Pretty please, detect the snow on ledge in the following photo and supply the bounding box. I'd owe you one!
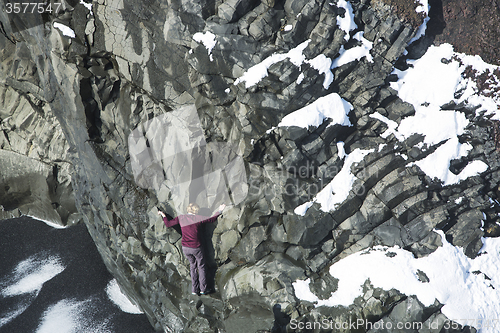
[293,230,500,333]
[336,0,356,41]
[234,40,334,90]
[277,93,352,129]
[306,54,334,89]
[369,112,404,141]
[106,279,143,314]
[295,148,373,215]
[412,137,488,186]
[27,215,67,229]
[384,43,497,185]
[331,32,373,69]
[234,40,309,88]
[193,31,217,61]
[79,0,92,13]
[53,22,75,38]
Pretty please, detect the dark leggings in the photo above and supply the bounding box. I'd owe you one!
[182,246,207,293]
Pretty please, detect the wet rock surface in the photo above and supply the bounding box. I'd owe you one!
[1,0,499,332]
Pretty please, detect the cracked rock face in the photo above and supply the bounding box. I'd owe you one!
[1,0,499,332]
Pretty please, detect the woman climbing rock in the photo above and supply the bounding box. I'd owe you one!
[158,203,226,295]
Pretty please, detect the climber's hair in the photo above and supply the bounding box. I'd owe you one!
[186,202,200,215]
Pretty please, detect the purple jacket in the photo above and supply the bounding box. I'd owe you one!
[163,213,221,248]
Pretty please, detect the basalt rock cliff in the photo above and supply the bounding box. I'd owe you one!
[1,0,499,332]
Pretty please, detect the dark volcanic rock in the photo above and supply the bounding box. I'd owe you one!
[1,0,500,332]
[434,0,500,66]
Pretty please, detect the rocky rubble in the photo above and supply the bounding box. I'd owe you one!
[1,0,499,332]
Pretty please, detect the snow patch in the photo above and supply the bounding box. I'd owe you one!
[27,215,67,229]
[53,23,75,38]
[234,40,310,88]
[337,141,345,159]
[0,254,65,327]
[294,230,500,333]
[408,0,430,44]
[392,44,499,119]
[2,255,65,297]
[413,137,488,186]
[36,299,112,333]
[79,0,92,13]
[106,279,143,314]
[385,43,496,184]
[398,106,469,145]
[193,31,217,61]
[234,41,334,89]
[277,93,352,129]
[292,278,318,302]
[331,32,373,68]
[306,54,334,89]
[295,148,373,215]
[369,112,404,141]
[336,0,356,40]
[314,148,373,212]
[294,202,314,216]
[37,300,81,333]
[391,44,460,107]
[296,72,305,84]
